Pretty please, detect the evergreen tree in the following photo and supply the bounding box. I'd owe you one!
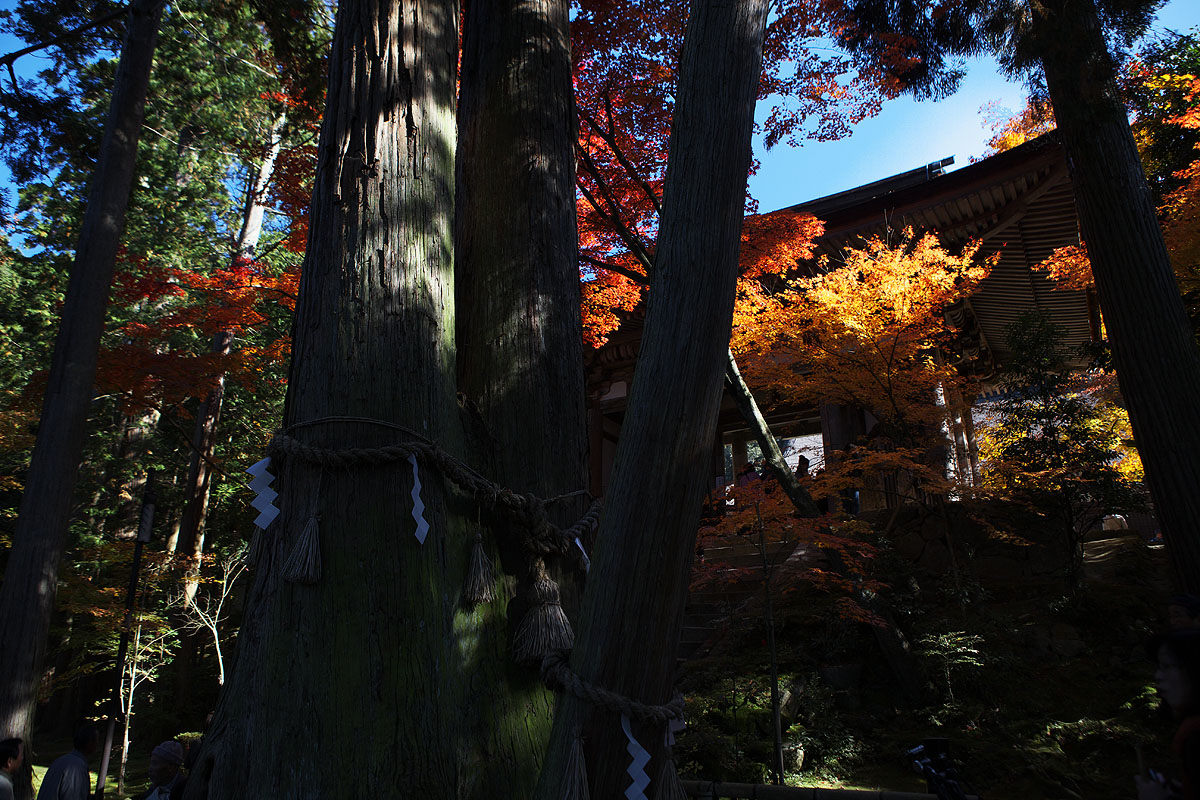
[981,311,1145,589]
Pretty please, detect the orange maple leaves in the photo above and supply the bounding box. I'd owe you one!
[1160,76,1200,307]
[1033,243,1093,292]
[978,96,1056,158]
[97,254,299,413]
[573,0,913,346]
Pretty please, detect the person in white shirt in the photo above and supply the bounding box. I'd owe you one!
[0,738,24,800]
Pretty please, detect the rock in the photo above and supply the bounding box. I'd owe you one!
[783,742,806,772]
[1051,623,1085,657]
[893,530,926,561]
[920,540,952,573]
[779,683,804,723]
[820,663,862,689]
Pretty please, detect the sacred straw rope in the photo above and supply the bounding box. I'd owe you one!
[540,650,684,724]
[266,417,601,556]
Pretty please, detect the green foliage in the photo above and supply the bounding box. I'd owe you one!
[834,0,1161,93]
[916,631,985,701]
[0,0,328,734]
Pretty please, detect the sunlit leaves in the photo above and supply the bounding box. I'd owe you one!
[733,229,992,443]
[1033,243,1094,292]
[573,0,914,345]
[978,96,1056,157]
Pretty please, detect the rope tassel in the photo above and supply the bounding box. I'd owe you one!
[513,558,573,663]
[248,525,270,565]
[282,513,322,584]
[464,531,496,605]
[655,759,687,800]
[560,731,591,800]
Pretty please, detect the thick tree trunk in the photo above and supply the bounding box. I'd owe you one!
[1036,0,1200,591]
[181,0,532,795]
[0,0,161,749]
[534,0,770,795]
[454,0,586,782]
[456,0,584,500]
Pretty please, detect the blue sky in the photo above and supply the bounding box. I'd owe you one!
[748,1,1199,212]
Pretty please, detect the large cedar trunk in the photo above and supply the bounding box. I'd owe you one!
[534,0,770,795]
[456,0,584,496]
[1035,0,1200,591]
[454,0,587,780]
[0,0,162,748]
[181,0,514,794]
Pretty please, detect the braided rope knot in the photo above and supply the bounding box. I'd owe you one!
[540,650,684,725]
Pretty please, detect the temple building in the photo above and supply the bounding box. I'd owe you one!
[585,133,1098,508]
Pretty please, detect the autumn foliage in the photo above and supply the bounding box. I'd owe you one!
[572,0,915,346]
[1159,75,1200,325]
[978,96,1056,158]
[732,229,993,445]
[1033,243,1094,292]
[693,469,885,627]
[95,253,298,414]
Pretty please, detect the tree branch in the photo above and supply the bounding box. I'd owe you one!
[0,7,127,70]
[578,106,663,217]
[579,253,648,286]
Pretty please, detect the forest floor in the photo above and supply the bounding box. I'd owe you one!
[674,525,1172,800]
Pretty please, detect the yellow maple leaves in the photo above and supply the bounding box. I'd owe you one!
[733,229,993,441]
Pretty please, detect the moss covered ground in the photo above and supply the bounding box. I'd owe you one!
[673,526,1174,799]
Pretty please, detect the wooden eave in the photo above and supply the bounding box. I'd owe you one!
[783,133,1093,375]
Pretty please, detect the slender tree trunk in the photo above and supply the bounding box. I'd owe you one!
[725,349,820,517]
[107,408,162,540]
[175,331,233,570]
[177,114,286,568]
[455,0,586,781]
[534,0,770,795]
[181,0,525,794]
[174,117,285,710]
[1035,0,1200,591]
[0,0,162,749]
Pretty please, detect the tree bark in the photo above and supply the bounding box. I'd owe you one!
[456,0,584,502]
[1035,0,1200,591]
[107,407,162,540]
[0,0,162,748]
[182,0,531,794]
[534,0,770,795]
[453,0,586,782]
